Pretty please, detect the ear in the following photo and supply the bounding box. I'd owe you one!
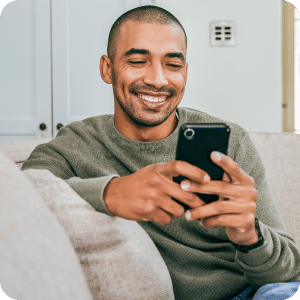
[100,55,112,84]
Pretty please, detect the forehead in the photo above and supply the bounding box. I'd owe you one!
[116,20,186,56]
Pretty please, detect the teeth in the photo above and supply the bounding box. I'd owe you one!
[137,93,166,103]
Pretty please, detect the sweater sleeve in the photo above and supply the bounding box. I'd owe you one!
[65,176,117,216]
[233,129,300,289]
[21,126,118,217]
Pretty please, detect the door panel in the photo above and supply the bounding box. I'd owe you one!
[0,0,52,141]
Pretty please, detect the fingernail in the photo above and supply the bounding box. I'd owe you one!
[199,219,203,226]
[181,180,191,190]
[204,174,210,183]
[213,151,222,161]
[185,211,191,220]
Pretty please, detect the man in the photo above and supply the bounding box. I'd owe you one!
[22,5,300,300]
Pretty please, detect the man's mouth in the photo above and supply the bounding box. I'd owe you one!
[135,92,169,103]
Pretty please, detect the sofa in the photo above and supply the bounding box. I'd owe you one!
[0,132,299,300]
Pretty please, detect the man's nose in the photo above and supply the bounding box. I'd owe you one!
[143,63,168,89]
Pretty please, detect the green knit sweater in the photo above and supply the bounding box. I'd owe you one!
[22,107,300,300]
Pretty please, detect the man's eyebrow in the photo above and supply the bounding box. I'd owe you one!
[123,48,150,56]
[165,52,185,61]
[123,48,186,61]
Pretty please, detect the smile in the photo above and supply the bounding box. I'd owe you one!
[136,93,166,103]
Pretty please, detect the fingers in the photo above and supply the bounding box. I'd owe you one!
[136,156,256,227]
[136,196,183,225]
[140,209,173,226]
[164,180,206,209]
[199,213,256,229]
[210,152,255,186]
[160,160,210,184]
[185,200,256,221]
[149,179,206,220]
[180,179,258,201]
[136,181,206,224]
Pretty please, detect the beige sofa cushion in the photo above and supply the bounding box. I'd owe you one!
[248,132,300,247]
[24,169,175,300]
[0,139,51,168]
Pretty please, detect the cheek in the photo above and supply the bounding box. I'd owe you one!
[167,69,186,85]
[120,73,143,93]
[171,75,186,94]
[122,66,144,81]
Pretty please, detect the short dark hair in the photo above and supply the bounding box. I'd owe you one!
[107,5,187,62]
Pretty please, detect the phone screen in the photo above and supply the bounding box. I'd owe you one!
[173,123,230,207]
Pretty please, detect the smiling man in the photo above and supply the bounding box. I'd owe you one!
[102,16,187,141]
[22,5,300,300]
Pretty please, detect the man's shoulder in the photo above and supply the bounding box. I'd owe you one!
[180,107,251,159]
[52,114,114,144]
[66,114,114,130]
[180,107,246,134]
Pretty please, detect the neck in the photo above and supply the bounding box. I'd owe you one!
[114,110,178,142]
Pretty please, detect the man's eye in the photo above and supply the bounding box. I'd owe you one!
[129,61,146,65]
[167,64,182,69]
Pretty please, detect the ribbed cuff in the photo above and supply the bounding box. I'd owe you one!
[235,220,274,267]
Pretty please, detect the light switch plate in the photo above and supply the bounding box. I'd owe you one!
[210,21,236,47]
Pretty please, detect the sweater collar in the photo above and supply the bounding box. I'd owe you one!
[108,108,187,150]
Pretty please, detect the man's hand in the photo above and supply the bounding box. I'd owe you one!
[103,160,210,225]
[182,151,258,246]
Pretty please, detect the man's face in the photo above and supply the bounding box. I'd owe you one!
[110,20,188,127]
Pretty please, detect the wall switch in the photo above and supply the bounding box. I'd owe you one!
[210,21,236,47]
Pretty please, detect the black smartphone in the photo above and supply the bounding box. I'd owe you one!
[173,123,230,209]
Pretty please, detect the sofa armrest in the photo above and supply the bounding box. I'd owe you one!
[0,150,93,300]
[248,132,300,248]
[0,139,51,168]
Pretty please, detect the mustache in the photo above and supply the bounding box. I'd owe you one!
[129,84,177,97]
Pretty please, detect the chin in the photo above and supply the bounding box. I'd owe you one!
[129,115,168,127]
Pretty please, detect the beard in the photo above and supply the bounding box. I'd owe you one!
[115,96,175,127]
[111,69,181,127]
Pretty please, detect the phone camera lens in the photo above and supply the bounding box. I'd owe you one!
[184,128,195,140]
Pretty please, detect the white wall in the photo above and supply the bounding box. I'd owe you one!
[156,0,282,132]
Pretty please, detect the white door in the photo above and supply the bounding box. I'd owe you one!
[51,0,151,137]
[0,0,52,141]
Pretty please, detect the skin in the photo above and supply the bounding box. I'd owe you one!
[100,20,258,246]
